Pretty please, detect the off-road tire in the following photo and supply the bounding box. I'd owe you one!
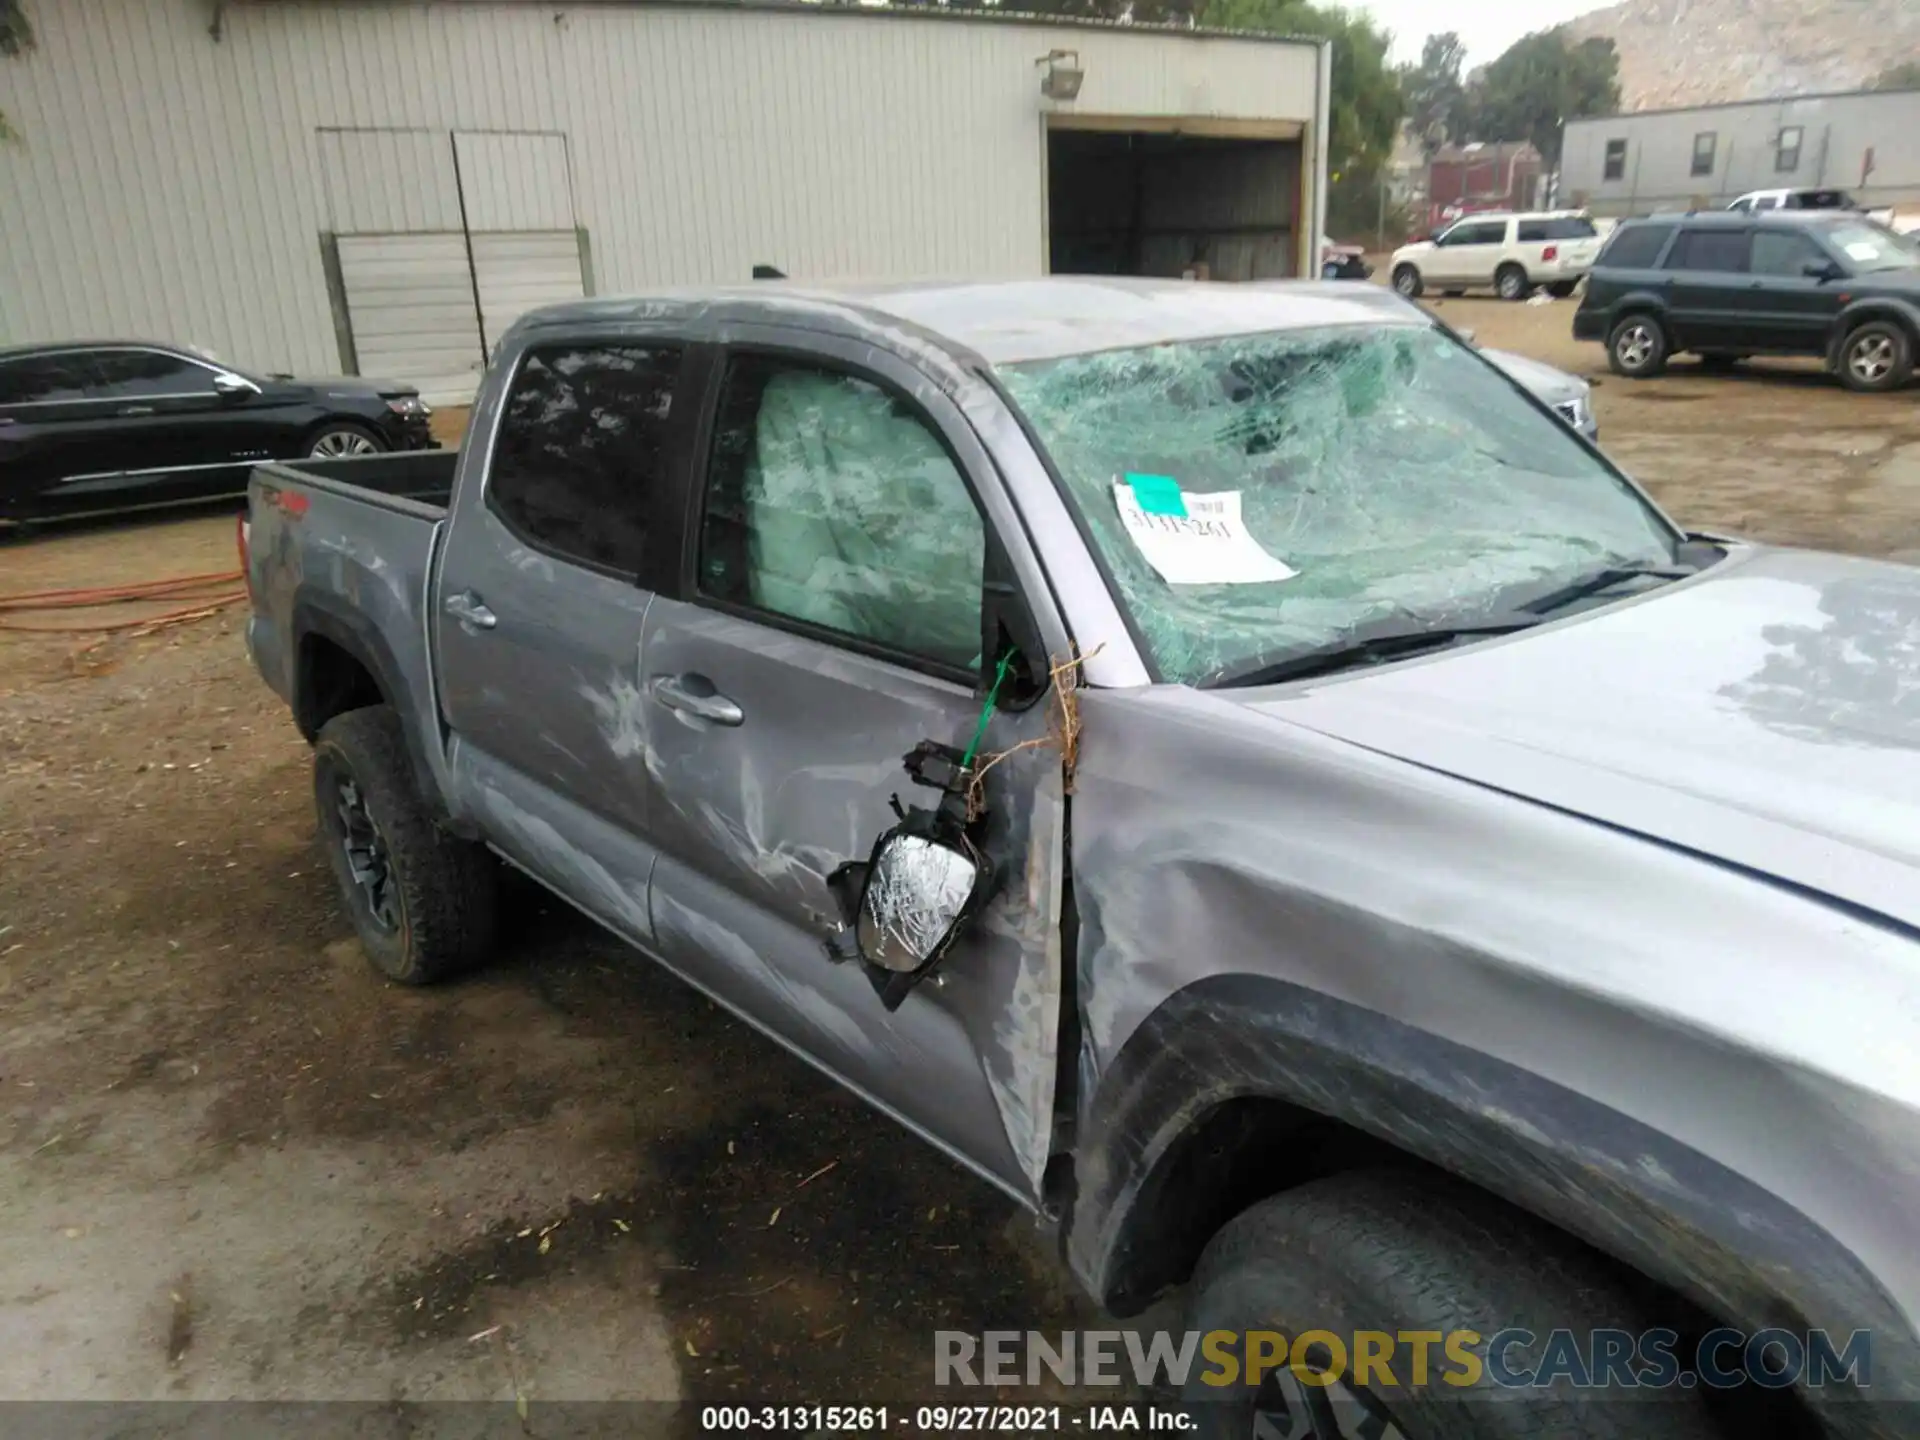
[1838,320,1913,394]
[1608,313,1670,378]
[1393,265,1424,299]
[1181,1171,1721,1440]
[314,705,496,985]
[1496,264,1532,302]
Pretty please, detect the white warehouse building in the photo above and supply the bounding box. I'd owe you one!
[0,0,1331,400]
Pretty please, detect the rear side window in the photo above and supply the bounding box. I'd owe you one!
[1664,229,1750,273]
[0,353,94,405]
[1598,224,1673,268]
[87,349,217,398]
[1521,217,1598,241]
[488,344,682,574]
[697,354,985,671]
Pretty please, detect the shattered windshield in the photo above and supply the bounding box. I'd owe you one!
[1001,324,1680,686]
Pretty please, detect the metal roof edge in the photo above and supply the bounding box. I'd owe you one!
[1565,85,1920,126]
[244,0,1327,48]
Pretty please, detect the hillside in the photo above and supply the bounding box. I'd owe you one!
[1563,0,1920,111]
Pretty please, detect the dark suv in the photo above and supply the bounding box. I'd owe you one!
[1573,211,1920,392]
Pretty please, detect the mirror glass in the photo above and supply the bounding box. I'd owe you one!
[857,832,979,973]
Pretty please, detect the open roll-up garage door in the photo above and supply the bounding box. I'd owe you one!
[319,128,588,402]
[1046,122,1305,282]
[471,232,587,353]
[335,234,488,405]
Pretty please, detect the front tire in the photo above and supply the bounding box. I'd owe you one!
[1838,320,1913,393]
[308,421,388,459]
[1392,265,1424,299]
[1608,314,1669,378]
[1496,264,1531,302]
[314,705,497,985]
[1547,280,1579,299]
[1180,1172,1720,1440]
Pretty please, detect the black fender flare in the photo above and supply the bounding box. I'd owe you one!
[1605,291,1676,340]
[1829,298,1920,368]
[1065,974,1914,1373]
[290,586,444,817]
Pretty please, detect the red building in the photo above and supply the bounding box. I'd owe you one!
[1426,142,1545,231]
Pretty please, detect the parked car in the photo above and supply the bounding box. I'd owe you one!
[1390,210,1601,301]
[1481,346,1599,441]
[1574,210,1920,391]
[1727,187,1863,215]
[244,277,1915,1440]
[0,340,436,524]
[1319,236,1372,281]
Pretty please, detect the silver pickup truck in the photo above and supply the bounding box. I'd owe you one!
[244,278,1918,1440]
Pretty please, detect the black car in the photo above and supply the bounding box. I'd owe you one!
[0,341,437,523]
[1573,211,1920,392]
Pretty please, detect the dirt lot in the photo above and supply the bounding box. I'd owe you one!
[3,302,1919,1426]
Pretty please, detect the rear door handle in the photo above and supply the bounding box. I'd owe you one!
[443,591,497,630]
[650,673,744,727]
[118,405,155,417]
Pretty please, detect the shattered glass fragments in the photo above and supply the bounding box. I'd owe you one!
[1003,326,1676,685]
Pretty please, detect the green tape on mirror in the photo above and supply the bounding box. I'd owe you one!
[1125,472,1187,518]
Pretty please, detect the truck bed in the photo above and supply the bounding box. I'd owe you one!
[258,449,459,513]
[244,448,462,814]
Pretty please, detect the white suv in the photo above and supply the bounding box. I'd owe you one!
[1390,211,1602,301]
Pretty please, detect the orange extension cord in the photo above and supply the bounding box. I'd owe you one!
[0,569,247,634]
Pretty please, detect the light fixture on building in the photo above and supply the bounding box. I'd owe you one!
[1037,50,1084,102]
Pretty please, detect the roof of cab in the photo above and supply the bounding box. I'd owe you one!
[519,277,1430,366]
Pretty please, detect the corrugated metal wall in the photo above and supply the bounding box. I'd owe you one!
[0,0,1321,376]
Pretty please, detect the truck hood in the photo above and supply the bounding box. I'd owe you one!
[1243,546,1920,933]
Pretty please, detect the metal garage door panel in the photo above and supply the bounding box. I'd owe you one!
[471,231,586,350]
[338,233,485,404]
[454,132,575,232]
[318,129,461,234]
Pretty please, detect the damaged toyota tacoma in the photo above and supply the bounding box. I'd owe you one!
[243,279,1920,1440]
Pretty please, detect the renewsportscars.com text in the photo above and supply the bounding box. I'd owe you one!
[934,1328,1871,1392]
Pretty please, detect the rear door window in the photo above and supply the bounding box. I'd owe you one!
[1664,230,1750,272]
[86,349,219,398]
[1598,224,1674,268]
[487,343,684,575]
[0,353,97,406]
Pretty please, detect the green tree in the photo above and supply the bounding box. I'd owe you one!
[1870,60,1920,91]
[0,0,29,142]
[1399,31,1466,158]
[1196,0,1404,180]
[1458,29,1619,169]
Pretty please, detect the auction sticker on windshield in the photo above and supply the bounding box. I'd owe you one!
[1114,480,1298,587]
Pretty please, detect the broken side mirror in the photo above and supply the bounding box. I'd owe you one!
[857,828,991,975]
[825,738,1005,1010]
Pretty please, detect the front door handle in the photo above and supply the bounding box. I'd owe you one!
[649,673,744,727]
[443,591,497,630]
[118,405,156,417]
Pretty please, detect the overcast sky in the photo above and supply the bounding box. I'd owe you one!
[1360,0,1618,65]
